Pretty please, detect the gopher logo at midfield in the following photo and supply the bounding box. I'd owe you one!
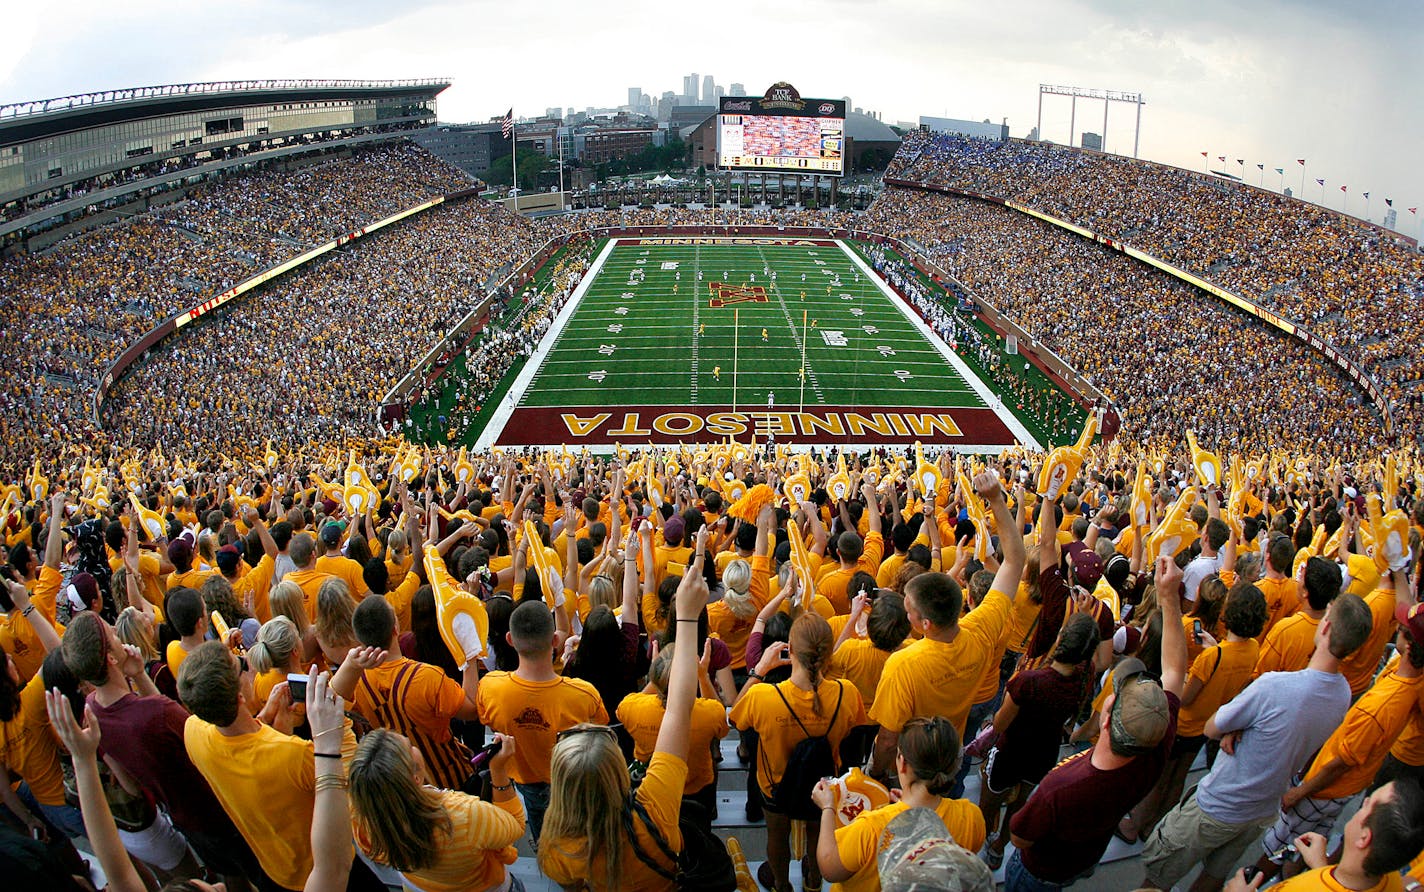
[708,282,769,307]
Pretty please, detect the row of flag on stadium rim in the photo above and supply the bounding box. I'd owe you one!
[1199,152,1416,220]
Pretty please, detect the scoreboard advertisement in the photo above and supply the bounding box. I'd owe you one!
[716,82,846,177]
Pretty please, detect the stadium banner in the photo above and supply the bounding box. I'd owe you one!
[175,196,446,328]
[615,236,839,249]
[717,83,846,177]
[491,404,1019,450]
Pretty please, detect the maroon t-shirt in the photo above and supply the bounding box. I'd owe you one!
[88,692,237,836]
[997,665,1090,783]
[1010,690,1181,882]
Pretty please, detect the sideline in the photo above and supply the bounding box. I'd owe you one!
[473,237,620,450]
[836,240,1041,451]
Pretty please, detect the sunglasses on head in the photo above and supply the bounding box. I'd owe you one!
[556,723,622,742]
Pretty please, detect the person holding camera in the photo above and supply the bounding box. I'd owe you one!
[350,728,525,892]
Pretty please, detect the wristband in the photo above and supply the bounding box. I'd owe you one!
[748,670,763,681]
[22,604,36,617]
[313,752,342,759]
[676,618,700,624]
[492,781,514,792]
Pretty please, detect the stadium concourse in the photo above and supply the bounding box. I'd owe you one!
[2,130,1424,892]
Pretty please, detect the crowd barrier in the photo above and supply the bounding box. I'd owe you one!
[884,177,1396,434]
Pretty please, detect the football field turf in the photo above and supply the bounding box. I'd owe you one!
[475,237,1035,451]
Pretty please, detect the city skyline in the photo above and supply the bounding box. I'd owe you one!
[3,0,1421,225]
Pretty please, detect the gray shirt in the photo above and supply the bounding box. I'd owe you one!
[1196,667,1350,823]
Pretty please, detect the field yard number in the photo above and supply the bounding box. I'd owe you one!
[862,325,879,335]
[607,324,623,333]
[588,370,607,382]
[894,370,912,381]
[599,344,617,355]
[614,307,629,315]
[821,330,848,347]
[661,262,679,270]
[850,308,865,317]
[877,345,896,356]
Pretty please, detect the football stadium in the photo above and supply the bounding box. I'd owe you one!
[1,29,1423,892]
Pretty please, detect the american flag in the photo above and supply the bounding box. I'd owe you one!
[501,109,514,140]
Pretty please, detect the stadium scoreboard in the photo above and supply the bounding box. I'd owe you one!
[716,83,845,177]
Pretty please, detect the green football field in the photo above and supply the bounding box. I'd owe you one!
[475,237,1033,450]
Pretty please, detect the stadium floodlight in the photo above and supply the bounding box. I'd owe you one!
[1036,84,1144,157]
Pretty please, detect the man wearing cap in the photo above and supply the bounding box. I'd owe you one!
[1376,602,1424,794]
[1247,590,1423,884]
[165,535,215,592]
[1004,553,1188,891]
[1141,591,1374,892]
[877,808,995,892]
[218,505,279,623]
[315,521,368,601]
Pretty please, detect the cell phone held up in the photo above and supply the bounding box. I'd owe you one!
[286,673,309,701]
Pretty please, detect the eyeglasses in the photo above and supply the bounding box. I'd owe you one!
[556,723,622,742]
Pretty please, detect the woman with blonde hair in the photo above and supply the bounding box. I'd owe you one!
[731,611,869,892]
[707,558,761,679]
[313,578,357,667]
[270,579,323,667]
[350,728,524,892]
[538,523,708,892]
[248,615,303,712]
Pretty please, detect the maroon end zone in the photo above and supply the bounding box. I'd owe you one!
[491,405,1021,449]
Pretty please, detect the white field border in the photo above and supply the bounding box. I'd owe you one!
[474,237,620,450]
[833,240,1041,452]
[475,237,1041,454]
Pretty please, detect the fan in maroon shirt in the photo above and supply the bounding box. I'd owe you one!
[1005,554,1189,889]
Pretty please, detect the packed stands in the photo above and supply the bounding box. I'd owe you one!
[887,130,1424,439]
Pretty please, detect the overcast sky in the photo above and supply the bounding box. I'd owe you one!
[6,0,1422,227]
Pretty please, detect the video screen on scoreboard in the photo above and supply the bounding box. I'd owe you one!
[716,92,846,177]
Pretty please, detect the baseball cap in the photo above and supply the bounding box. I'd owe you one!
[663,515,685,546]
[1108,657,1170,755]
[1395,602,1424,647]
[320,522,343,547]
[167,537,193,565]
[215,544,242,575]
[1071,550,1105,590]
[66,572,99,612]
[878,807,994,892]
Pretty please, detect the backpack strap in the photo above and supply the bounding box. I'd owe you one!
[622,793,679,881]
[771,679,844,738]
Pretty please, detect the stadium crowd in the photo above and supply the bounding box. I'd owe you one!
[887,130,1424,440]
[0,438,1422,892]
[860,188,1384,456]
[0,140,470,470]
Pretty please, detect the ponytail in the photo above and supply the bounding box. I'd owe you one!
[249,616,299,675]
[789,612,833,717]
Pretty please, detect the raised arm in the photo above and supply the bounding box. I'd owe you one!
[44,492,66,570]
[1155,555,1187,697]
[977,471,1024,594]
[1038,490,1060,573]
[5,579,61,654]
[655,527,709,762]
[305,670,354,892]
[620,526,642,628]
[861,482,883,537]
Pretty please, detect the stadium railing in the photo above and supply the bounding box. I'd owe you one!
[883,176,1397,435]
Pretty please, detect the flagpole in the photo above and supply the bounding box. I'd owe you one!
[799,309,807,416]
[733,308,739,415]
[1300,162,1306,198]
[510,112,518,211]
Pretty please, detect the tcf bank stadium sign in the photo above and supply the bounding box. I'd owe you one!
[492,404,1023,449]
